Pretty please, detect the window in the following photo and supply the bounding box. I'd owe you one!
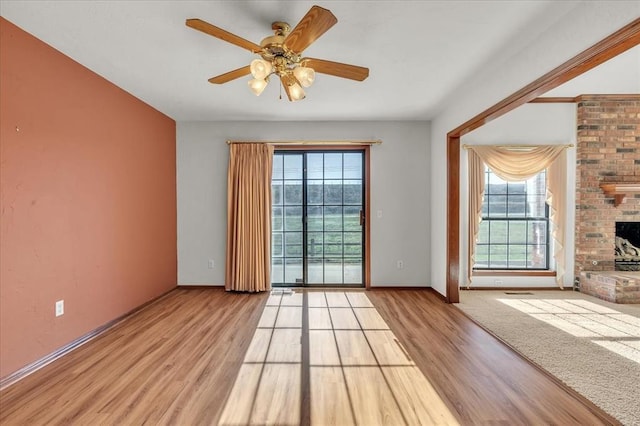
[474,167,549,270]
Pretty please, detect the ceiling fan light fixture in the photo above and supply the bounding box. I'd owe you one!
[293,66,315,88]
[250,59,272,80]
[248,78,268,96]
[187,5,369,102]
[289,81,306,101]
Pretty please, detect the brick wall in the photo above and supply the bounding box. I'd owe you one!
[575,95,640,281]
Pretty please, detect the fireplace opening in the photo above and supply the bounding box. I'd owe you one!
[615,222,640,271]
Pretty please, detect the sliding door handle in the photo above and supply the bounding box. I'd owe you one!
[359,210,365,226]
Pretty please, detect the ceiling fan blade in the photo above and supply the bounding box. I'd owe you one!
[284,5,337,54]
[208,65,252,84]
[302,58,369,81]
[186,18,263,53]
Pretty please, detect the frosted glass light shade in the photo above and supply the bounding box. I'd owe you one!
[293,66,315,87]
[250,59,272,80]
[289,82,305,101]
[248,78,268,96]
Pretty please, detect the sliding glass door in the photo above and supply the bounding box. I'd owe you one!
[271,151,365,287]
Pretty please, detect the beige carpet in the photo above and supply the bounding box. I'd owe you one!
[455,289,640,426]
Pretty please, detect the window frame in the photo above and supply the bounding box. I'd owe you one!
[473,167,551,271]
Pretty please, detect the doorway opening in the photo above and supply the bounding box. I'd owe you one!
[271,150,366,287]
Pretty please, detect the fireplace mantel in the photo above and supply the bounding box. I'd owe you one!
[599,182,640,207]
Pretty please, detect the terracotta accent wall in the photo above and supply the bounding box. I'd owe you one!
[0,18,177,378]
[574,95,640,280]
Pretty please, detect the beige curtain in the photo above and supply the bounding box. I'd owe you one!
[468,149,485,286]
[547,149,567,288]
[467,145,567,287]
[226,143,274,292]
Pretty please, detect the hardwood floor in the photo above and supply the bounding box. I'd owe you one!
[0,288,618,425]
[367,289,619,425]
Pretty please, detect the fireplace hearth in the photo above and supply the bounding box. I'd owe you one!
[615,222,640,272]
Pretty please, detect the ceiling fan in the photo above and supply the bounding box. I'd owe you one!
[186,5,369,101]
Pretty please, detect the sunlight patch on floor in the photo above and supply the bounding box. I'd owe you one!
[498,298,640,365]
[592,340,640,364]
[219,291,459,426]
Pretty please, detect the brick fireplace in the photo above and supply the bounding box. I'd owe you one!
[574,95,640,303]
[615,221,640,271]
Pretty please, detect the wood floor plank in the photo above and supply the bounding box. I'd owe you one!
[346,292,374,308]
[258,306,279,328]
[310,367,354,426]
[266,328,302,363]
[266,293,282,306]
[251,363,301,425]
[308,307,332,330]
[382,366,460,425]
[280,292,303,306]
[309,330,340,366]
[275,306,303,328]
[342,366,405,425]
[218,363,263,426]
[329,307,360,330]
[334,330,376,366]
[364,330,414,366]
[307,292,328,308]
[325,292,350,307]
[244,328,273,363]
[353,307,390,330]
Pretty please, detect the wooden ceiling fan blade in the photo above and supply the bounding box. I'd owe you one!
[186,18,262,53]
[284,5,337,54]
[302,58,369,81]
[208,65,252,84]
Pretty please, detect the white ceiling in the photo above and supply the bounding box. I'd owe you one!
[1,1,638,122]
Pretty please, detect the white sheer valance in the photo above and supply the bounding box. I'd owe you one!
[466,144,569,288]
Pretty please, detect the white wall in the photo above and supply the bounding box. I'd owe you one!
[430,2,639,297]
[177,121,430,287]
[460,103,577,288]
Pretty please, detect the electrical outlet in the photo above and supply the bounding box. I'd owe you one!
[494,280,503,286]
[208,259,215,269]
[55,300,64,317]
[377,210,383,219]
[396,260,404,269]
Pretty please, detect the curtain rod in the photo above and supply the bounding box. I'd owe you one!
[226,139,382,146]
[462,143,574,149]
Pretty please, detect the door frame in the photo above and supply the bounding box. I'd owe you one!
[275,145,371,289]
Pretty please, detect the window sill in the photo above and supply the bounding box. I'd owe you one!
[473,270,556,277]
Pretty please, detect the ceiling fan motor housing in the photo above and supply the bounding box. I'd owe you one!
[259,22,301,75]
